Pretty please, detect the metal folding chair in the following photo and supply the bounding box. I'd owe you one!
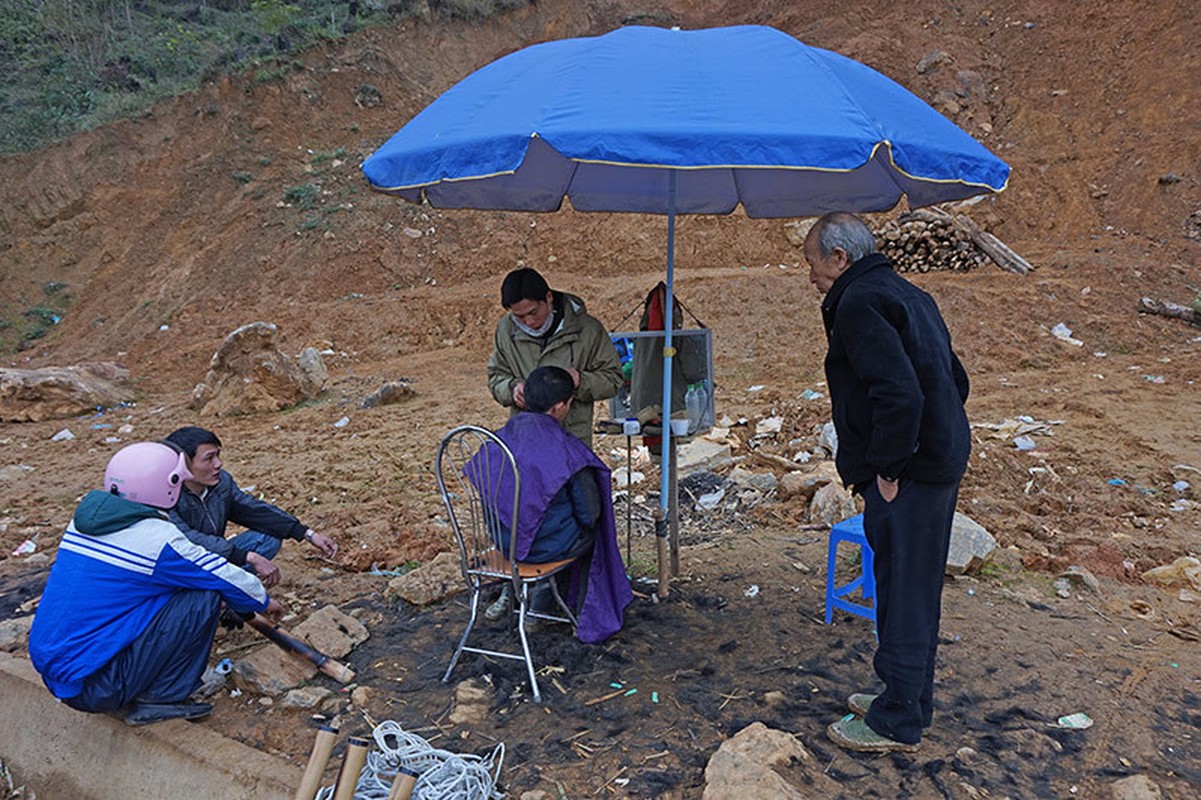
[436,425,580,702]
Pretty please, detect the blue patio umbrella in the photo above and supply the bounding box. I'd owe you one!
[362,25,1009,575]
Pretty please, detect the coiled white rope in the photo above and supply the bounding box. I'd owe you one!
[314,720,505,799]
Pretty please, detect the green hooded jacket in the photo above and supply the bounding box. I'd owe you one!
[487,290,622,446]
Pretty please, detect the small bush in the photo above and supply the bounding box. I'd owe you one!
[232,171,254,183]
[283,183,319,208]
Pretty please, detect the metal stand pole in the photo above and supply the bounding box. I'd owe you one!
[669,433,680,576]
[626,433,633,569]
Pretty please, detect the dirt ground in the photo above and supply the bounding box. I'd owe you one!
[2,0,1200,797]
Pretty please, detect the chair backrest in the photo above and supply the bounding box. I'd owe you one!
[435,425,521,585]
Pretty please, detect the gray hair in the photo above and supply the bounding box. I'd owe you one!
[811,212,878,263]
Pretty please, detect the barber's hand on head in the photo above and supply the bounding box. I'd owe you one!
[262,598,286,624]
[245,551,281,588]
[513,381,527,409]
[305,529,338,559]
[877,475,899,503]
[565,367,581,389]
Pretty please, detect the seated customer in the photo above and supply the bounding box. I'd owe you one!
[490,367,600,564]
[473,365,632,643]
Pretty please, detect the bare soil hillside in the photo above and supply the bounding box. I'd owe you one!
[2,1,1199,797]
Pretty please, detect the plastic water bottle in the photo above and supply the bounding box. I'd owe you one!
[695,380,709,431]
[685,383,703,434]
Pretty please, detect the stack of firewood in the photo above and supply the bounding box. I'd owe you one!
[875,215,987,273]
[879,207,1032,275]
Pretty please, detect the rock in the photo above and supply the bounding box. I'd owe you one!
[916,49,955,74]
[387,551,463,606]
[762,690,787,708]
[296,347,328,397]
[280,686,335,708]
[946,512,998,575]
[1110,774,1163,800]
[190,322,319,416]
[702,722,837,799]
[1141,556,1201,591]
[0,362,134,422]
[350,685,373,709]
[728,466,778,493]
[234,647,316,696]
[676,439,734,475]
[360,380,416,408]
[291,604,369,659]
[0,464,35,482]
[448,678,491,727]
[809,482,857,525]
[817,422,838,457]
[778,462,840,503]
[1058,565,1102,593]
[0,616,34,652]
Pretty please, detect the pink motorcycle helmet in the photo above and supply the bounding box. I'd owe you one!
[104,442,193,509]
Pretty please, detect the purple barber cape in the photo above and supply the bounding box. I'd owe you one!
[472,412,632,643]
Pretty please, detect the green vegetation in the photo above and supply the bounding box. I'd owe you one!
[0,0,533,155]
[0,282,73,352]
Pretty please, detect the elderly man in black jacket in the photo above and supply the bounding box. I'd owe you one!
[804,212,970,753]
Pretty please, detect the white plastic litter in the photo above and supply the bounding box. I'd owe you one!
[314,720,504,800]
[1051,322,1084,346]
[51,428,75,441]
[334,416,351,428]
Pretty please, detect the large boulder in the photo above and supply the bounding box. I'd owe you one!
[190,322,325,416]
[0,362,134,422]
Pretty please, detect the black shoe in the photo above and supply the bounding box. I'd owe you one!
[124,701,213,726]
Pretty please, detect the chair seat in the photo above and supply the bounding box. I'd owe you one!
[471,548,576,580]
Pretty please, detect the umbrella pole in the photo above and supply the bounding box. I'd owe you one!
[656,171,678,598]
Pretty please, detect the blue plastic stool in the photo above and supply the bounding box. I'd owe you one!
[824,514,877,624]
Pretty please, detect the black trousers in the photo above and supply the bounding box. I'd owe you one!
[66,589,220,713]
[861,477,960,744]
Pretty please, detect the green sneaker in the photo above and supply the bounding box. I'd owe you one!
[827,715,919,753]
[847,692,878,716]
[484,585,512,621]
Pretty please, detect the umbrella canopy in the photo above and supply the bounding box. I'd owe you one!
[362,25,1010,216]
[362,24,1010,562]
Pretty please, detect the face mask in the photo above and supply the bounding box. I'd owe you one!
[513,309,556,337]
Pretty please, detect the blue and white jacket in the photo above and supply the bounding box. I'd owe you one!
[29,490,269,700]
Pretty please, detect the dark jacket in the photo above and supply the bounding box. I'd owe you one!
[168,470,307,566]
[492,467,600,563]
[821,253,970,488]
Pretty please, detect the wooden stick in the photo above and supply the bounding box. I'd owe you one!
[247,615,356,684]
[1138,296,1201,325]
[584,687,629,706]
[294,725,339,800]
[331,737,370,800]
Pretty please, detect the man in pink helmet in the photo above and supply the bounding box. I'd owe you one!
[29,441,284,726]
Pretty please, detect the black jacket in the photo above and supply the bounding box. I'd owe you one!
[168,470,307,566]
[821,253,970,488]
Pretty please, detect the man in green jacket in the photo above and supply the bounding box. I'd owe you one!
[487,267,622,447]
